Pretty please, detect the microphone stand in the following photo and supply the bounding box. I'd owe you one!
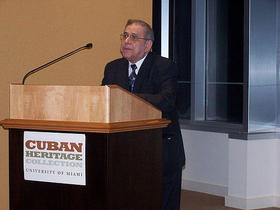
[22,43,93,85]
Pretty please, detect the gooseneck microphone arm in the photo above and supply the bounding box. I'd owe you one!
[22,43,93,85]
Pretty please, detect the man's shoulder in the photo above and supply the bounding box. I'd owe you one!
[106,57,127,67]
[147,52,175,68]
[148,52,173,63]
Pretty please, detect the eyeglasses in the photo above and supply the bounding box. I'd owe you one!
[120,32,149,42]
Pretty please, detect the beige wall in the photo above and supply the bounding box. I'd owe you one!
[0,1,152,209]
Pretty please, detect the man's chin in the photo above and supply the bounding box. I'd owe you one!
[121,51,130,56]
[122,54,133,62]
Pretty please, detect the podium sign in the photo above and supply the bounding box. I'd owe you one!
[23,131,86,185]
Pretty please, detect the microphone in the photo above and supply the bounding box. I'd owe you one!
[22,43,93,84]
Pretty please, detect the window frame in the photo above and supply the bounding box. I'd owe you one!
[153,0,249,134]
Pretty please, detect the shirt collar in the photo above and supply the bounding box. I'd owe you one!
[128,54,147,75]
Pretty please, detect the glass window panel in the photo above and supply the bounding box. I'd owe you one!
[207,0,244,83]
[173,0,192,119]
[206,0,244,123]
[206,84,243,123]
[176,82,191,119]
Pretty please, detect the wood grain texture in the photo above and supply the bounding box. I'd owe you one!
[1,118,169,133]
[10,84,108,122]
[109,85,162,122]
[9,84,161,123]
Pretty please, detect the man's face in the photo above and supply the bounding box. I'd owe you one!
[120,23,153,63]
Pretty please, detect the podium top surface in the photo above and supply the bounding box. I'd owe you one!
[9,84,161,123]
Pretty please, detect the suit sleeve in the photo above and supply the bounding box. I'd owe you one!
[136,61,178,113]
[101,63,111,85]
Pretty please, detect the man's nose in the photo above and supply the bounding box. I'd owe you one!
[124,36,132,43]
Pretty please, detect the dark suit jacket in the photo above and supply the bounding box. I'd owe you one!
[102,52,185,174]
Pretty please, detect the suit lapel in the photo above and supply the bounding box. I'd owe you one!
[134,53,154,93]
[118,58,130,90]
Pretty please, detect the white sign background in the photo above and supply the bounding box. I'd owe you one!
[24,131,86,185]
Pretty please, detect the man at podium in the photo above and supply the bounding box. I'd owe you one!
[102,19,185,210]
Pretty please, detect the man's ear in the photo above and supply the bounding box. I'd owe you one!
[145,40,153,52]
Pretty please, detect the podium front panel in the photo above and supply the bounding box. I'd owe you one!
[9,128,162,210]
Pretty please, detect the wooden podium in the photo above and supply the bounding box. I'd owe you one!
[1,84,169,210]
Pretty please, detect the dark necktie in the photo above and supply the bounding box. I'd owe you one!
[129,64,137,92]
